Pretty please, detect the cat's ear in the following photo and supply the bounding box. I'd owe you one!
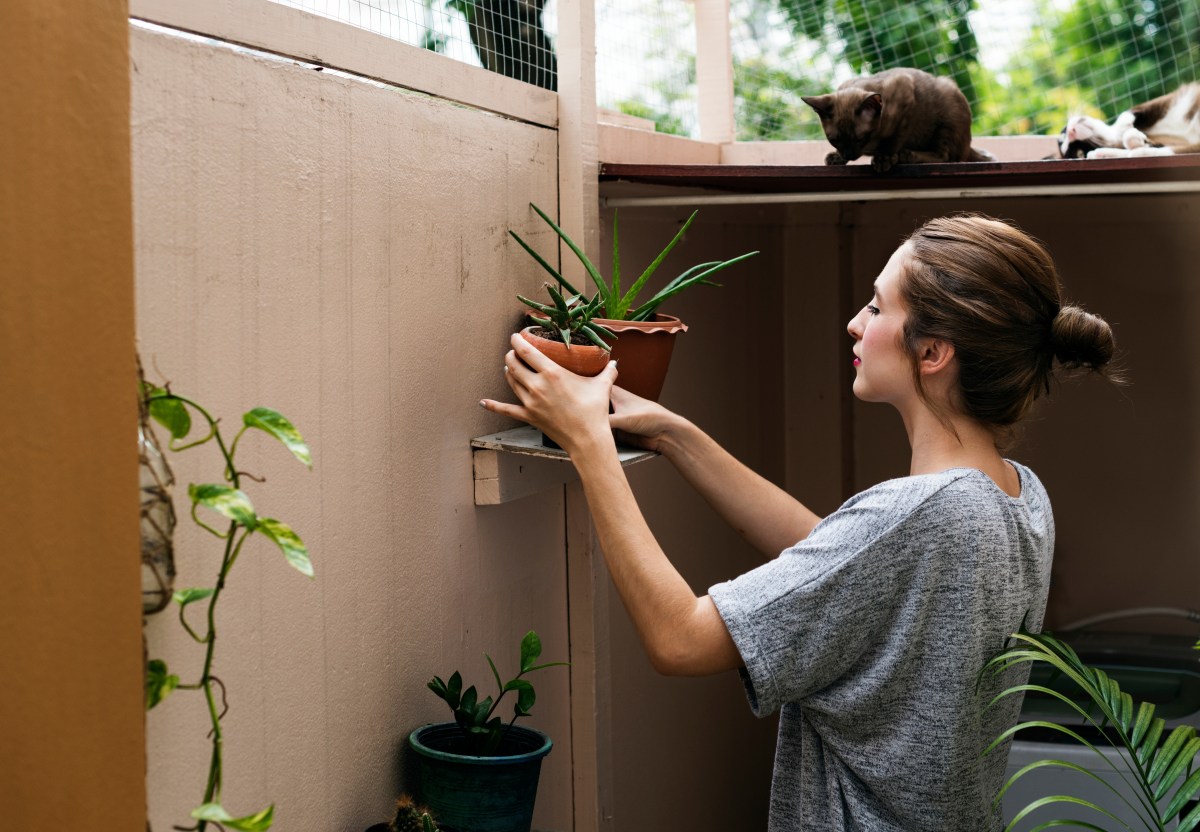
[859,93,883,117]
[801,95,834,119]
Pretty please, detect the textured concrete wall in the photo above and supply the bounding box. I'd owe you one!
[132,24,572,831]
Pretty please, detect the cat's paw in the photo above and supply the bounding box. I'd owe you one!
[871,154,897,173]
[824,151,848,165]
[1086,147,1131,158]
[1121,128,1150,149]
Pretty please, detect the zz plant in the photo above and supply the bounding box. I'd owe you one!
[509,202,758,323]
[142,380,314,832]
[982,627,1200,832]
[427,630,568,756]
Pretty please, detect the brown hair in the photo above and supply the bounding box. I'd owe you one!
[899,214,1119,445]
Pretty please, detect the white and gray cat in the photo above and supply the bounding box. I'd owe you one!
[1059,82,1200,158]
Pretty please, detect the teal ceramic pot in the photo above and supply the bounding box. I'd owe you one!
[408,723,552,832]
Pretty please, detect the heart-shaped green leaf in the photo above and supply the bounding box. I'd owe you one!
[257,517,313,578]
[243,408,311,469]
[148,395,192,440]
[172,587,216,608]
[520,631,542,673]
[145,659,180,710]
[191,802,275,831]
[189,484,257,530]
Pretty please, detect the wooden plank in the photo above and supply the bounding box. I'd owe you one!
[694,0,734,145]
[601,155,1200,194]
[471,426,658,505]
[129,0,557,128]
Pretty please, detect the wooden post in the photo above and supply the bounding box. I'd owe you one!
[694,0,735,145]
[555,3,613,831]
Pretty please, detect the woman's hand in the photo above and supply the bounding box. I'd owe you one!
[609,386,685,455]
[480,332,618,455]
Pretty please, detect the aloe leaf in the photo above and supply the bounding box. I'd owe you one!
[520,630,542,673]
[148,394,192,440]
[145,659,179,710]
[628,251,759,321]
[588,321,616,341]
[1163,767,1200,823]
[191,802,275,831]
[509,229,572,291]
[618,210,699,316]
[527,203,608,303]
[189,483,257,530]
[611,210,621,315]
[257,517,313,578]
[517,295,556,314]
[173,587,216,608]
[580,325,612,351]
[558,327,572,348]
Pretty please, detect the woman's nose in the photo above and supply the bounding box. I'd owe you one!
[847,310,863,339]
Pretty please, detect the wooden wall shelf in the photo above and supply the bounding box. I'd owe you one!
[471,426,659,505]
[600,156,1200,206]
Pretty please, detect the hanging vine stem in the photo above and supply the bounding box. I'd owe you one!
[142,381,313,832]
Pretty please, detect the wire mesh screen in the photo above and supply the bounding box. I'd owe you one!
[271,0,559,90]
[731,0,1200,141]
[596,0,698,137]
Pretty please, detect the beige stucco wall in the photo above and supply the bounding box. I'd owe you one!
[133,23,574,831]
[0,1,146,830]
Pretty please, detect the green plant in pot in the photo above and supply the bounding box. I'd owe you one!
[409,630,568,832]
[981,627,1200,831]
[141,378,314,832]
[516,280,614,378]
[510,202,758,401]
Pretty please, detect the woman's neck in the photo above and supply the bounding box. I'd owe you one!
[901,405,1020,496]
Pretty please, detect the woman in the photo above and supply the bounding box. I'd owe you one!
[480,213,1118,830]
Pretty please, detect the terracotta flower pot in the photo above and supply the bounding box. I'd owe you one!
[519,326,610,377]
[591,313,688,402]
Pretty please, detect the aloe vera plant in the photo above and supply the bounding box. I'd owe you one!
[142,380,314,832]
[517,280,615,350]
[426,630,568,756]
[509,202,758,323]
[981,627,1200,832]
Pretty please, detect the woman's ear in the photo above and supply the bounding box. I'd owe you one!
[917,338,956,377]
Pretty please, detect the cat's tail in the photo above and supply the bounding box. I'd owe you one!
[968,146,998,162]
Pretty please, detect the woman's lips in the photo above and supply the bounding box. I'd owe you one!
[853,357,861,367]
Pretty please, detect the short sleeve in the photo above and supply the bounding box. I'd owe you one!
[708,487,931,717]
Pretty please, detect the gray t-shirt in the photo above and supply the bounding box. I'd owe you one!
[709,462,1053,831]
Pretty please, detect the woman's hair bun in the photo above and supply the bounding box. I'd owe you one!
[1051,304,1116,372]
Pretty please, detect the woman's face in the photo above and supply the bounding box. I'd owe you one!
[846,244,914,405]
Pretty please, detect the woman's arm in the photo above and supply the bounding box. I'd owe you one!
[610,387,823,557]
[481,334,742,676]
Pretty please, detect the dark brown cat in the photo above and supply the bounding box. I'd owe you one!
[802,68,995,173]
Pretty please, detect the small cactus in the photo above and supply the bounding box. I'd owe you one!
[390,795,440,832]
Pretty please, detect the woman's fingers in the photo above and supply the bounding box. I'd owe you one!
[510,331,557,373]
[480,397,530,422]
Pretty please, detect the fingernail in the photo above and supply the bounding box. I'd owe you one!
[479,400,487,409]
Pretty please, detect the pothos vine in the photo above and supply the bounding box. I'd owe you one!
[143,380,313,832]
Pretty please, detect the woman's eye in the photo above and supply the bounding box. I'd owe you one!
[866,304,880,315]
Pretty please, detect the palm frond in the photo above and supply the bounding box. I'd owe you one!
[982,627,1200,831]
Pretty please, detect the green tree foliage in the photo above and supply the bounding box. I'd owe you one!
[775,0,983,110]
[734,58,827,140]
[1048,0,1200,116]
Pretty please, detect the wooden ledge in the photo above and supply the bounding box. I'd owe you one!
[600,155,1200,196]
[471,426,658,505]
